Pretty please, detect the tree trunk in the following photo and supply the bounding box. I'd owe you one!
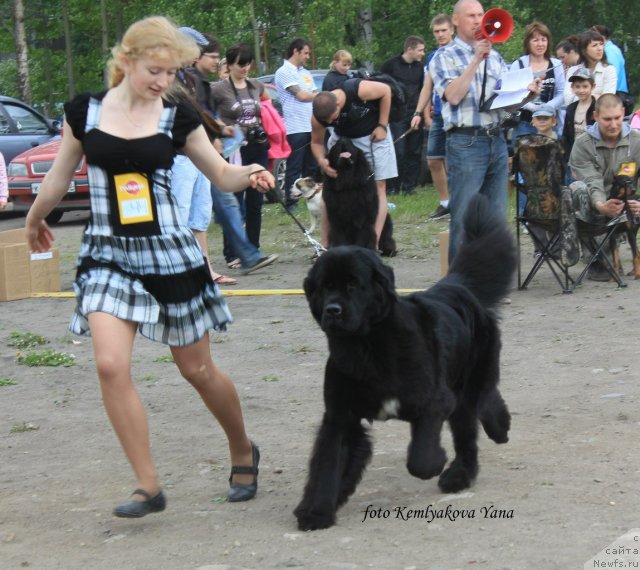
[248,0,264,74]
[100,0,109,87]
[358,4,374,72]
[41,9,54,116]
[114,0,125,41]
[61,0,75,99]
[13,0,32,104]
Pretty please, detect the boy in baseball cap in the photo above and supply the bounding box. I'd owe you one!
[531,103,558,139]
[562,67,596,158]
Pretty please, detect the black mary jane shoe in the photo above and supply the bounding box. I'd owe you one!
[227,442,260,502]
[113,488,166,518]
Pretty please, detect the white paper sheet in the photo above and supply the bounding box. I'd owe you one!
[490,67,533,110]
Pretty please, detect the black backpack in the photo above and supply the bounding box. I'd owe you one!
[353,69,408,122]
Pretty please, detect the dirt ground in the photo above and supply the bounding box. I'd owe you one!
[1,211,639,570]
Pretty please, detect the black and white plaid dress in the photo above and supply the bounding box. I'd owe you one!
[64,92,232,346]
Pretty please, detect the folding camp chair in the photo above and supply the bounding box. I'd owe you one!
[570,215,628,289]
[514,134,575,293]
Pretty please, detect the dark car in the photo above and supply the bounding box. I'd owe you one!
[7,138,90,224]
[0,95,60,163]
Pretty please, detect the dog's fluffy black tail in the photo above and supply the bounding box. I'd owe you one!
[447,194,517,309]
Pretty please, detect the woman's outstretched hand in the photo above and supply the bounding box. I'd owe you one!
[249,169,276,193]
[25,216,55,252]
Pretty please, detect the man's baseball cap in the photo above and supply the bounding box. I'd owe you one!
[177,26,208,46]
[569,67,595,83]
[532,103,555,118]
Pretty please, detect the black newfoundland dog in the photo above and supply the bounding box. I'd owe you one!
[324,137,397,257]
[294,194,517,530]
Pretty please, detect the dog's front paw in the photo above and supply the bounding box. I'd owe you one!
[294,503,336,531]
[438,459,478,493]
[407,445,447,480]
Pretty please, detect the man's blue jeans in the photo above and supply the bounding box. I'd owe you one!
[284,132,318,206]
[210,185,262,268]
[446,130,509,262]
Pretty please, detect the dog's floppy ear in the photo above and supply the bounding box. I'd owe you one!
[372,259,396,298]
[303,270,322,323]
[359,249,397,321]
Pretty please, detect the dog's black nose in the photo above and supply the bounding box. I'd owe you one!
[324,303,342,316]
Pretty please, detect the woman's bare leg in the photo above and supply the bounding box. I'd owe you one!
[88,312,160,497]
[170,335,254,484]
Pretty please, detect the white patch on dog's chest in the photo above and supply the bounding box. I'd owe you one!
[376,398,400,420]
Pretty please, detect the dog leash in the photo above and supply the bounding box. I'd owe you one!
[393,128,414,144]
[363,127,414,180]
[266,188,327,257]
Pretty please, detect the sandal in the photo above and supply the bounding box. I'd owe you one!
[213,274,238,286]
[227,441,260,502]
[226,258,241,270]
[113,488,166,518]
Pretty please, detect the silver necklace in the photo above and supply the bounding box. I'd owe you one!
[119,100,144,129]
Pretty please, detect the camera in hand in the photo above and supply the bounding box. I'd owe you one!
[246,125,267,144]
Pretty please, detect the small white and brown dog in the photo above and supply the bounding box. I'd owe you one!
[290,177,323,234]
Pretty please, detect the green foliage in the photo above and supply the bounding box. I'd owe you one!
[1,0,638,109]
[16,350,76,367]
[0,59,19,98]
[0,378,19,386]
[7,332,49,349]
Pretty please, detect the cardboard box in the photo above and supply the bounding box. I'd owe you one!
[439,231,449,277]
[0,229,60,301]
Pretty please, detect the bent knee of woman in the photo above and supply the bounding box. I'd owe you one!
[94,352,131,384]
[178,360,216,387]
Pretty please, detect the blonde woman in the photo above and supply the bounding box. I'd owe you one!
[25,16,271,517]
[322,49,353,91]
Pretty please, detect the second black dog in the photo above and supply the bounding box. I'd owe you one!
[324,138,397,256]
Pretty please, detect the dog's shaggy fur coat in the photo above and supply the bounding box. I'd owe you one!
[294,194,517,530]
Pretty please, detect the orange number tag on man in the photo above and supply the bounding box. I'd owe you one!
[617,162,637,178]
[114,173,154,224]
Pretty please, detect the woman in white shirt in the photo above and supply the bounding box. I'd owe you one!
[564,29,616,105]
[510,21,565,138]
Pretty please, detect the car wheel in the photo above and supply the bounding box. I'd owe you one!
[266,158,287,204]
[275,158,286,193]
[45,210,64,224]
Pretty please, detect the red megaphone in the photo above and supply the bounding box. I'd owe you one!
[477,8,513,43]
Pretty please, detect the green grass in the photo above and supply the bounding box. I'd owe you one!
[206,184,446,259]
[0,378,18,386]
[153,354,175,363]
[10,422,39,433]
[7,332,48,349]
[16,350,76,367]
[135,374,158,383]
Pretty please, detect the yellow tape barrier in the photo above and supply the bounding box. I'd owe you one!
[31,288,422,298]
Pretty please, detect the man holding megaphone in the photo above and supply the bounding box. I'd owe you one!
[430,0,542,263]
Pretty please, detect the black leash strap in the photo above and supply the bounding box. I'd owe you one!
[479,58,488,111]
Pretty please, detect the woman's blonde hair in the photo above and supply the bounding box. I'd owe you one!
[107,16,200,87]
[329,49,353,71]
